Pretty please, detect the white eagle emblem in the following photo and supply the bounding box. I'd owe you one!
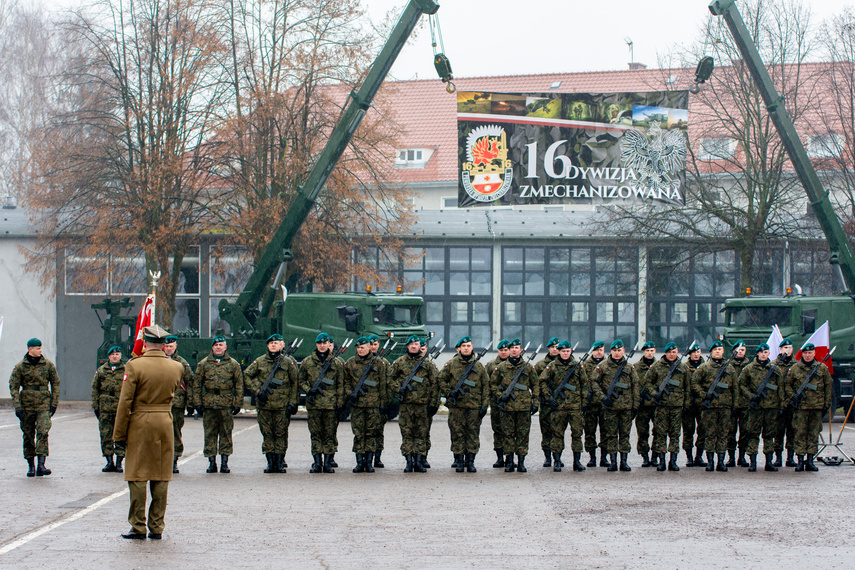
[620,122,686,191]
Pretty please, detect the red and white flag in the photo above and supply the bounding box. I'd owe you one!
[766,324,784,360]
[796,320,833,374]
[131,294,155,357]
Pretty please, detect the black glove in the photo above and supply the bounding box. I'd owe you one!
[94,409,100,420]
[601,396,613,409]
[749,396,760,410]
[15,409,22,420]
[778,408,784,416]
[196,405,205,415]
[256,391,268,406]
[478,407,488,419]
[427,405,438,416]
[631,408,638,420]
[499,393,510,404]
[50,406,56,416]
[232,406,241,415]
[530,405,539,416]
[286,405,297,417]
[730,408,739,418]
[822,407,830,417]
[547,397,559,409]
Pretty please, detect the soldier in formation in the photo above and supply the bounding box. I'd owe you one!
[681,342,707,467]
[646,342,690,472]
[535,337,560,467]
[739,343,782,472]
[784,342,832,472]
[491,339,540,472]
[773,339,797,467]
[91,345,126,473]
[727,340,751,467]
[367,334,389,468]
[163,335,194,474]
[389,335,438,472]
[634,341,658,467]
[299,332,345,473]
[594,340,639,472]
[583,341,608,467]
[692,340,737,472]
[485,339,510,468]
[420,338,441,468]
[343,336,391,473]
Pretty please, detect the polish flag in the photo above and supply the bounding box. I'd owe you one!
[0,316,4,345]
[796,320,833,374]
[131,295,155,357]
[766,324,783,360]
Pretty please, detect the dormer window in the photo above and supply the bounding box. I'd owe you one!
[395,147,434,169]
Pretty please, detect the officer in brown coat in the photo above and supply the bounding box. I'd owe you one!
[113,325,184,540]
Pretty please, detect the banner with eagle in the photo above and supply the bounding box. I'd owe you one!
[457,90,689,207]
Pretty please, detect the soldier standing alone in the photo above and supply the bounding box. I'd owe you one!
[91,345,126,473]
[163,335,193,474]
[492,339,541,473]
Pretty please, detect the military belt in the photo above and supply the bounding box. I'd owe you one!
[133,404,171,412]
[206,388,229,395]
[22,385,43,390]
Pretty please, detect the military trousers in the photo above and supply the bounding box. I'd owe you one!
[603,409,632,454]
[202,409,234,457]
[745,408,779,454]
[652,407,682,453]
[128,480,168,535]
[399,403,430,455]
[775,407,795,452]
[172,407,184,457]
[701,408,730,454]
[549,409,583,452]
[635,406,655,454]
[490,403,504,451]
[448,407,482,455]
[539,404,554,452]
[682,405,706,452]
[727,408,748,452]
[427,408,437,452]
[350,407,383,453]
[584,405,604,452]
[98,411,124,457]
[19,410,51,459]
[307,409,338,455]
[257,408,290,455]
[792,409,823,455]
[501,410,532,456]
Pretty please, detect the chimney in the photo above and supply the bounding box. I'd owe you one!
[2,196,16,209]
[628,62,648,70]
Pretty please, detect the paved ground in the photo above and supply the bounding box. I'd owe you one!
[0,402,853,568]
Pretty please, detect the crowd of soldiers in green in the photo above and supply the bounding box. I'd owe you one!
[9,329,833,476]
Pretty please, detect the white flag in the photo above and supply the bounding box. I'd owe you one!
[767,324,783,360]
[0,316,4,344]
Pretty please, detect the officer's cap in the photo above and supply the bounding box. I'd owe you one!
[610,339,624,351]
[266,334,284,344]
[455,336,472,348]
[316,332,333,343]
[709,340,723,351]
[509,338,522,347]
[733,340,746,349]
[642,341,656,350]
[211,335,226,346]
[547,337,560,347]
[663,342,677,352]
[591,341,605,351]
[26,338,42,348]
[405,334,421,345]
[497,339,510,349]
[557,340,572,350]
[164,335,178,344]
[755,343,770,353]
[802,343,816,351]
[355,336,369,346]
[779,338,793,348]
[367,334,380,343]
[143,325,170,343]
[108,345,122,355]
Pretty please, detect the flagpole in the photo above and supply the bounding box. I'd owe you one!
[149,271,161,326]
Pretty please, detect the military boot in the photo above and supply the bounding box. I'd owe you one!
[641,452,652,467]
[364,452,376,473]
[765,452,779,472]
[607,453,618,472]
[504,454,515,472]
[420,454,431,469]
[786,450,797,467]
[277,454,287,473]
[353,454,365,473]
[657,452,667,471]
[26,457,35,477]
[543,449,552,467]
[553,452,562,472]
[493,450,504,468]
[773,450,783,467]
[415,454,427,473]
[795,454,805,472]
[805,454,819,472]
[587,451,597,468]
[517,455,527,473]
[36,456,51,476]
[465,453,477,473]
[172,456,179,474]
[102,455,116,472]
[220,455,230,473]
[115,456,123,473]
[373,451,384,468]
[600,450,610,467]
[404,454,414,473]
[668,452,680,472]
[726,450,736,467]
[322,454,335,473]
[206,457,218,473]
[572,452,586,472]
[328,454,338,468]
[266,453,278,474]
[619,453,631,472]
[685,449,695,467]
[716,452,728,472]
[705,452,715,471]
[747,454,757,472]
[309,454,322,474]
[695,447,707,467]
[737,449,749,467]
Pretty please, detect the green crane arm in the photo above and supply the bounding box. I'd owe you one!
[219,0,440,334]
[710,0,855,295]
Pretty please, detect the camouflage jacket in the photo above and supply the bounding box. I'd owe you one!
[592,356,640,411]
[193,351,243,409]
[486,356,507,404]
[731,357,751,407]
[170,354,194,409]
[539,356,594,411]
[299,350,345,411]
[389,352,439,406]
[91,360,125,414]
[684,357,705,406]
[343,353,390,409]
[10,354,60,412]
[691,358,736,409]
[644,356,691,408]
[635,357,657,408]
[582,357,605,408]
[491,358,540,412]
[534,354,557,377]
[772,354,796,387]
[438,353,490,409]
[244,353,299,411]
[784,358,833,410]
[738,357,785,410]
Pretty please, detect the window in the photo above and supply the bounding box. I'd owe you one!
[699,137,737,160]
[395,148,434,169]
[65,247,107,295]
[441,196,458,208]
[806,133,843,158]
[209,246,252,335]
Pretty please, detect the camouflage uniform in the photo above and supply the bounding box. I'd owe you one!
[299,350,345,456]
[634,356,657,458]
[244,353,299,456]
[682,355,707,465]
[343,353,390,454]
[727,356,751,461]
[485,356,508,457]
[10,353,60,460]
[194,351,243,458]
[169,354,193,457]
[371,353,391,460]
[535,353,557,463]
[439,353,490,456]
[492,357,540,458]
[784,358,832,459]
[389,351,439,459]
[773,354,797,459]
[91,360,126,458]
[691,358,736,458]
[422,358,441,456]
[583,356,607,465]
[539,356,593,458]
[739,357,784,462]
[593,356,640,457]
[646,356,691,461]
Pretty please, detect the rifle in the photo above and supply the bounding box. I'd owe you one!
[339,339,397,420]
[650,343,693,406]
[257,354,285,404]
[546,342,585,409]
[789,346,836,409]
[305,338,353,406]
[498,343,542,411]
[748,358,780,410]
[285,338,303,357]
[701,349,738,409]
[396,339,444,403]
[445,341,492,407]
[601,342,640,409]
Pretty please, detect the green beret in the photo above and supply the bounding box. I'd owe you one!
[108,345,122,355]
[610,339,624,350]
[509,338,522,347]
[689,341,701,353]
[266,334,284,343]
[315,332,333,343]
[755,343,770,353]
[164,335,178,344]
[642,341,656,350]
[591,341,605,350]
[547,337,560,347]
[405,334,421,345]
[355,336,369,346]
[26,338,42,348]
[779,338,792,348]
[733,340,746,349]
[367,334,380,342]
[557,340,572,349]
[455,336,472,348]
[212,335,226,346]
[663,342,677,352]
[709,340,723,351]
[419,337,427,346]
[497,339,510,349]
[802,343,816,351]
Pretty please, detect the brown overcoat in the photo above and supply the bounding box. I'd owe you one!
[113,349,183,482]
